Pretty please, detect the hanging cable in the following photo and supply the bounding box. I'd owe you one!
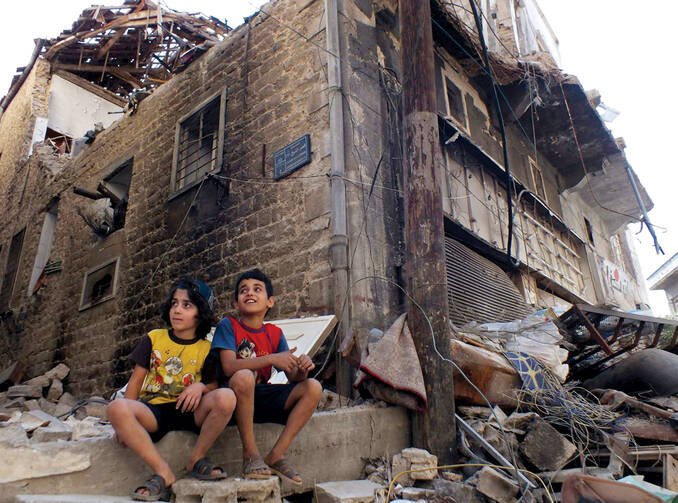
[469,0,516,266]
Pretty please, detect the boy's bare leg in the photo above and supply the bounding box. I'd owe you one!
[264,378,322,466]
[189,388,236,473]
[107,399,175,488]
[229,370,270,475]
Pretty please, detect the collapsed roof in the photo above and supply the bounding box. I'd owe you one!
[41,0,230,97]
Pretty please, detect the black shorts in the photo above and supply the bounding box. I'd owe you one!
[142,401,201,442]
[224,381,298,425]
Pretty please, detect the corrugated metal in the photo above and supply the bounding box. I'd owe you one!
[445,237,528,327]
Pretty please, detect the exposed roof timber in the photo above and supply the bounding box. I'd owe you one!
[40,0,230,98]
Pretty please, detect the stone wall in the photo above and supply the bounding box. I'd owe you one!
[0,0,334,395]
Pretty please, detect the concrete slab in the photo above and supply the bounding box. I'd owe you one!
[315,480,383,503]
[0,405,408,503]
[15,496,136,503]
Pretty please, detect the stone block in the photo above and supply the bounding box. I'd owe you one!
[172,478,237,503]
[432,479,485,503]
[15,495,138,503]
[39,398,57,416]
[440,471,463,482]
[45,364,70,381]
[315,480,383,503]
[399,487,434,500]
[58,392,76,407]
[25,375,51,388]
[67,416,114,440]
[83,397,108,419]
[54,403,72,418]
[47,380,64,401]
[520,419,576,471]
[25,399,41,411]
[21,410,58,432]
[0,422,28,445]
[409,463,437,481]
[32,421,73,442]
[8,385,43,399]
[4,397,27,409]
[472,467,519,503]
[391,454,412,487]
[233,477,281,503]
[0,441,91,483]
[401,448,437,465]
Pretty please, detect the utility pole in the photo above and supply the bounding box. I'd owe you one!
[399,0,456,462]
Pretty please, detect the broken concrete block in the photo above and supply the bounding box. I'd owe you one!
[47,379,64,401]
[401,447,437,465]
[400,487,434,500]
[316,480,383,503]
[173,478,237,503]
[392,454,413,486]
[58,392,76,407]
[8,384,43,399]
[0,410,21,423]
[234,477,281,503]
[0,441,90,483]
[20,410,58,432]
[45,363,70,381]
[410,463,437,480]
[67,416,113,440]
[15,496,140,502]
[54,403,72,419]
[24,399,41,411]
[472,466,519,503]
[39,397,57,416]
[0,422,28,445]
[504,412,539,433]
[520,419,576,471]
[32,421,73,442]
[25,375,51,388]
[4,397,27,410]
[432,479,486,503]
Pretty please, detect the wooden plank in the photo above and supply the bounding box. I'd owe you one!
[663,454,678,491]
[96,29,125,60]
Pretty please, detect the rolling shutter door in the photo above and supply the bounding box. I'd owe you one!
[445,237,528,327]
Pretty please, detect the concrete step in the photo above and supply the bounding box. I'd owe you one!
[315,480,383,503]
[15,496,136,503]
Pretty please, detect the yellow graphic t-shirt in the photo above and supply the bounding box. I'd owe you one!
[138,329,211,405]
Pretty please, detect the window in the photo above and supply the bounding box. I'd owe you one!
[79,257,120,310]
[102,158,133,232]
[0,229,26,311]
[444,76,468,131]
[529,156,547,202]
[28,201,58,295]
[171,89,227,195]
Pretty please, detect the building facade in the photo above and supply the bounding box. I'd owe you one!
[0,0,652,395]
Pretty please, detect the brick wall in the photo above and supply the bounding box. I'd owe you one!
[0,0,335,395]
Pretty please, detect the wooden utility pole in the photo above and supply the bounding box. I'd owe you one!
[399,0,456,462]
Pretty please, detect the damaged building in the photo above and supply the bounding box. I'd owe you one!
[2,0,678,501]
[0,0,654,396]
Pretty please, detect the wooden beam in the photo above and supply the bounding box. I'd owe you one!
[107,68,143,89]
[96,29,125,60]
[53,63,146,74]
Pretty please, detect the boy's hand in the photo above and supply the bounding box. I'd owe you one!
[296,354,315,374]
[272,347,299,374]
[176,383,205,412]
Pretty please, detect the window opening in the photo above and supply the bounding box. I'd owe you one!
[0,229,26,311]
[28,201,59,295]
[45,127,73,155]
[444,76,467,130]
[172,90,226,195]
[528,156,547,202]
[79,257,120,310]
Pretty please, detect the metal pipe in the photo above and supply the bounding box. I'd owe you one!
[623,163,663,255]
[326,0,351,396]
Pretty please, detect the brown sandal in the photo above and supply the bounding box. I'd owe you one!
[269,459,302,486]
[243,455,271,479]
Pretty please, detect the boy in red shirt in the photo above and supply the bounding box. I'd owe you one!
[211,269,322,485]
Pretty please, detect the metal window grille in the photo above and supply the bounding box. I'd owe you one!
[175,96,221,191]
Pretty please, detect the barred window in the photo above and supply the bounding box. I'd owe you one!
[171,89,226,195]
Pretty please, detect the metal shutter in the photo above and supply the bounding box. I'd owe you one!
[445,237,528,327]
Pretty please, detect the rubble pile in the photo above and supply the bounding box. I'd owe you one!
[0,363,112,445]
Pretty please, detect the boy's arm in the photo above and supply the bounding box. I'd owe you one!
[219,348,299,377]
[123,365,148,400]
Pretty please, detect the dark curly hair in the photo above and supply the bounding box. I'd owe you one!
[161,278,217,339]
[233,268,274,301]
